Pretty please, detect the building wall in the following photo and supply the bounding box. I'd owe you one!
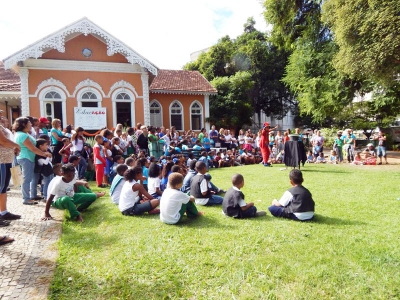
[42,34,127,63]
[150,93,206,131]
[28,69,144,127]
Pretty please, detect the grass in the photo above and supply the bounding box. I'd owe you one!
[49,163,400,299]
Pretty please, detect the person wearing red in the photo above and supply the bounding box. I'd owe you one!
[93,135,107,187]
[260,122,278,166]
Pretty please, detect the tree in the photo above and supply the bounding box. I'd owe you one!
[209,71,254,132]
[185,36,235,81]
[263,0,362,123]
[322,0,400,88]
[185,18,295,128]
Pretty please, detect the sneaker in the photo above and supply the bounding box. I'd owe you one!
[0,212,21,220]
[255,211,267,217]
[0,219,11,227]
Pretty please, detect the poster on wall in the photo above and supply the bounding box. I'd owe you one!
[74,107,107,130]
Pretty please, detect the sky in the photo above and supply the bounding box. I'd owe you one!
[0,0,269,70]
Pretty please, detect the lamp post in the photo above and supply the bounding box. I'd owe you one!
[376,114,383,130]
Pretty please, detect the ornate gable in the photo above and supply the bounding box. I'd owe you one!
[2,17,158,75]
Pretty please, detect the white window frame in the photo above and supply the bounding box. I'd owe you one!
[111,88,136,128]
[38,86,67,127]
[149,99,163,127]
[76,88,102,107]
[169,100,184,131]
[190,100,203,131]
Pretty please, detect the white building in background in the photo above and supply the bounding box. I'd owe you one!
[250,110,295,131]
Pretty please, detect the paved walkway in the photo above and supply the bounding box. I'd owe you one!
[0,187,62,300]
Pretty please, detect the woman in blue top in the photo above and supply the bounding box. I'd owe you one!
[50,119,65,164]
[13,118,52,205]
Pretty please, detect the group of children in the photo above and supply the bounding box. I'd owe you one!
[41,143,316,224]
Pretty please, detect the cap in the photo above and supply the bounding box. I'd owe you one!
[367,143,374,147]
[39,117,50,124]
[263,122,270,127]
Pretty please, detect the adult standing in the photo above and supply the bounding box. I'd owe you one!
[71,127,88,179]
[38,117,50,136]
[342,129,356,163]
[209,125,218,147]
[260,122,279,166]
[312,130,325,157]
[13,117,52,205]
[217,128,226,149]
[169,126,179,144]
[137,126,149,154]
[50,118,65,164]
[0,116,21,224]
[198,128,206,144]
[275,131,284,152]
[375,131,388,165]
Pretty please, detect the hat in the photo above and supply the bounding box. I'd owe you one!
[367,143,374,147]
[39,117,50,124]
[263,122,270,128]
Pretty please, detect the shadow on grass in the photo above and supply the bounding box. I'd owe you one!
[311,214,366,226]
[300,169,350,174]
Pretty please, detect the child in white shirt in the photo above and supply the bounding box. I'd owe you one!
[160,173,203,224]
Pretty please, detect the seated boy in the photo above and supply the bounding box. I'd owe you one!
[223,173,266,218]
[42,163,105,222]
[268,169,315,221]
[110,164,128,205]
[160,173,204,224]
[189,161,223,206]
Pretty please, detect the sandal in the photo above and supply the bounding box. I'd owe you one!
[23,200,39,205]
[0,219,11,227]
[0,236,14,245]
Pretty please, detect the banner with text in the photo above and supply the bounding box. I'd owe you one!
[74,107,107,130]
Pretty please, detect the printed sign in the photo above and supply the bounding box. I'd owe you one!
[74,107,107,130]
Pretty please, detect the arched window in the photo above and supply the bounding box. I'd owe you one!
[111,88,136,128]
[150,100,162,127]
[44,91,62,99]
[170,101,183,130]
[190,101,203,130]
[116,92,130,100]
[38,86,67,127]
[77,89,102,107]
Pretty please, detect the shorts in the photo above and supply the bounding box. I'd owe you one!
[377,146,386,157]
[122,201,152,216]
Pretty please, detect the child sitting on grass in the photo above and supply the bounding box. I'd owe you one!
[316,152,326,163]
[268,169,315,221]
[306,150,314,163]
[147,162,163,199]
[328,150,338,164]
[42,163,105,222]
[189,161,223,206]
[118,166,160,216]
[160,172,204,224]
[222,174,266,218]
[110,164,128,205]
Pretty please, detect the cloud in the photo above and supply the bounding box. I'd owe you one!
[0,0,268,69]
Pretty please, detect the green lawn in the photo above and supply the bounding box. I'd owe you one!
[49,164,400,300]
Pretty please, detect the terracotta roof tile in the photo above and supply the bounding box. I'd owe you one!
[150,70,217,94]
[0,62,20,92]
